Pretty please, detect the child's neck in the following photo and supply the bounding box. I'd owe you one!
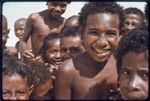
[83,52,107,70]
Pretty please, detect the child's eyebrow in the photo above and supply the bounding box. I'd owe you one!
[138,68,149,71]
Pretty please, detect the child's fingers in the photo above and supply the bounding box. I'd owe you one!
[23,50,34,59]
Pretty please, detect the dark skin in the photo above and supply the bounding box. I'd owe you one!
[30,78,53,100]
[14,18,32,60]
[20,2,68,60]
[63,15,79,30]
[61,35,84,60]
[3,74,33,100]
[119,52,148,100]
[3,15,18,58]
[54,13,121,100]
[124,14,142,34]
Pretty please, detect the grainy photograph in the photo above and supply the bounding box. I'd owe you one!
[2,1,148,100]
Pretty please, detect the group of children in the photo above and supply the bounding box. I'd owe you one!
[2,1,148,100]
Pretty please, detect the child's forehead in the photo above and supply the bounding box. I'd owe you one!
[47,38,61,44]
[15,20,26,25]
[122,52,148,69]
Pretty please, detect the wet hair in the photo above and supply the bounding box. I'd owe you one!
[79,2,124,35]
[62,26,80,38]
[124,7,145,23]
[40,32,62,63]
[2,55,34,86]
[115,28,148,74]
[28,61,51,85]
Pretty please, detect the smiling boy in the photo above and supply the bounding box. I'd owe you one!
[54,2,124,100]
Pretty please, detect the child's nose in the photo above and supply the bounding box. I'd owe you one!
[10,94,17,100]
[129,74,142,91]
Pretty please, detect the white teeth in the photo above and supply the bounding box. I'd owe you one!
[94,48,108,54]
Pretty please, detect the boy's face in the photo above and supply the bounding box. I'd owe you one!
[47,2,68,18]
[14,20,26,40]
[61,36,83,60]
[46,38,63,65]
[3,74,32,100]
[83,13,120,62]
[2,20,10,46]
[119,52,148,100]
[124,14,142,33]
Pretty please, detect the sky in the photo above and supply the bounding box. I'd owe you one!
[2,1,146,47]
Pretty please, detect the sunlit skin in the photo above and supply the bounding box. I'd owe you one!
[124,14,142,34]
[47,2,68,19]
[83,13,120,62]
[46,38,63,66]
[61,35,83,60]
[63,15,79,30]
[119,52,148,100]
[14,20,26,40]
[3,74,33,100]
[20,2,68,60]
[54,13,120,99]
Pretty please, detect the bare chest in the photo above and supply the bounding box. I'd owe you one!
[33,17,63,36]
[72,66,118,99]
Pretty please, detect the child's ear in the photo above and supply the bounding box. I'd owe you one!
[29,84,34,95]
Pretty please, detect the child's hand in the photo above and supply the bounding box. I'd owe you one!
[23,49,35,60]
[34,55,44,63]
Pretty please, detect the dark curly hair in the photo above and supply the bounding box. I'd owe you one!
[2,55,34,87]
[40,32,62,63]
[28,61,51,85]
[78,2,124,35]
[115,27,148,74]
[62,26,80,37]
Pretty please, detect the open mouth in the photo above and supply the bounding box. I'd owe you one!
[54,59,62,65]
[91,47,110,56]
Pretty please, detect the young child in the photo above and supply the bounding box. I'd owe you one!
[20,1,70,62]
[14,18,27,40]
[61,26,85,60]
[115,28,148,100]
[123,7,145,34]
[2,15,18,58]
[14,18,32,60]
[28,61,53,100]
[54,2,124,100]
[2,55,34,100]
[41,32,63,79]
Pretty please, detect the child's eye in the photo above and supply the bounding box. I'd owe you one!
[61,48,68,53]
[106,31,117,37]
[138,70,148,80]
[70,47,80,53]
[3,91,10,96]
[88,31,99,36]
[17,91,26,96]
[121,68,130,77]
